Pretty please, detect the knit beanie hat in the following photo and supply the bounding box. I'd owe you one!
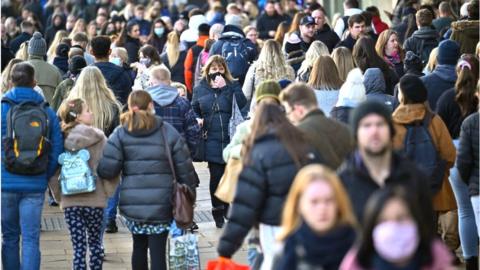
[403,51,423,73]
[398,74,428,103]
[69,55,87,76]
[56,43,70,58]
[350,100,395,139]
[255,80,282,103]
[28,32,47,57]
[437,40,460,65]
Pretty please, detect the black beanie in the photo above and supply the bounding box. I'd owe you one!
[56,43,70,58]
[403,51,423,74]
[350,100,395,139]
[399,75,428,103]
[69,55,87,75]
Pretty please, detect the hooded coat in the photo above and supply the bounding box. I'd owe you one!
[450,20,479,54]
[146,84,200,152]
[45,13,66,46]
[49,124,119,209]
[97,117,197,223]
[403,27,439,64]
[1,87,64,193]
[363,68,395,111]
[392,103,457,211]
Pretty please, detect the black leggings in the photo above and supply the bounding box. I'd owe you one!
[208,162,227,209]
[131,232,168,270]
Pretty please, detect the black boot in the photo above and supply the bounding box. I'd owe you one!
[466,256,478,270]
[212,207,225,228]
[105,220,118,233]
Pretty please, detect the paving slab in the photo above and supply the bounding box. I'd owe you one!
[39,162,248,269]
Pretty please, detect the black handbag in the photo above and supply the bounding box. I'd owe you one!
[192,96,219,162]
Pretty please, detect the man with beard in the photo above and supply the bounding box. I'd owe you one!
[338,100,434,228]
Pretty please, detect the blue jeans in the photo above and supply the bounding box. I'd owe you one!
[472,196,480,237]
[104,186,120,224]
[2,192,45,270]
[449,139,478,258]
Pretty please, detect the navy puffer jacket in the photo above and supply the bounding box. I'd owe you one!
[191,79,247,164]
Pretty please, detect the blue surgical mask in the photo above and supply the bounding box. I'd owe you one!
[110,57,122,66]
[154,27,165,36]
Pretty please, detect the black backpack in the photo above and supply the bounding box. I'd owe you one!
[221,38,250,79]
[2,98,50,175]
[419,38,439,66]
[403,112,447,194]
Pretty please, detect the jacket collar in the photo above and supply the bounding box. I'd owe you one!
[392,103,426,124]
[197,35,209,46]
[4,87,44,103]
[301,108,325,122]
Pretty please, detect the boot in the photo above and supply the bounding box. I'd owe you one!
[212,207,225,228]
[466,256,478,270]
[105,220,118,233]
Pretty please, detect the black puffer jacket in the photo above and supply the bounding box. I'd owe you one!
[191,79,247,164]
[217,132,321,258]
[97,117,197,223]
[457,112,479,197]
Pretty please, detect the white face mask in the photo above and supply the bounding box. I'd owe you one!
[110,57,122,66]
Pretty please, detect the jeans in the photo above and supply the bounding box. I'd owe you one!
[132,232,168,270]
[104,185,120,224]
[1,191,45,270]
[472,196,480,237]
[449,139,478,258]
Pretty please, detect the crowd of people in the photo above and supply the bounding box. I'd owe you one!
[1,0,479,269]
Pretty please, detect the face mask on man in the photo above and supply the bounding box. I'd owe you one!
[110,57,122,66]
[373,220,420,262]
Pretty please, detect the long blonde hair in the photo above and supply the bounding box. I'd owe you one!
[278,164,357,241]
[166,31,180,67]
[308,56,344,90]
[1,58,23,93]
[67,66,121,132]
[297,41,330,78]
[254,40,292,80]
[331,47,355,82]
[69,19,86,38]
[47,30,68,62]
[16,42,29,60]
[425,47,439,73]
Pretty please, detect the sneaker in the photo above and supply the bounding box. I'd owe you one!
[189,222,199,232]
[105,220,118,233]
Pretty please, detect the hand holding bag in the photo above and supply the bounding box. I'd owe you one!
[162,126,195,229]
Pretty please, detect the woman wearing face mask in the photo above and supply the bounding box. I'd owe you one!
[147,18,169,54]
[340,187,454,269]
[273,165,358,270]
[191,55,247,228]
[132,45,162,91]
[116,21,141,64]
[160,32,187,85]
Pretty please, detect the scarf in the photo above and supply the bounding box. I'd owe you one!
[278,222,356,270]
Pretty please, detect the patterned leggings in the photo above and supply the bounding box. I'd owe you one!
[64,207,104,270]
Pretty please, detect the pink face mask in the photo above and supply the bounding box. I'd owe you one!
[373,220,420,262]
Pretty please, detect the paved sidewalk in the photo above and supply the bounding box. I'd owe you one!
[40,162,248,269]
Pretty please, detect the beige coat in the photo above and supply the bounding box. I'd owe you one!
[49,124,119,209]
